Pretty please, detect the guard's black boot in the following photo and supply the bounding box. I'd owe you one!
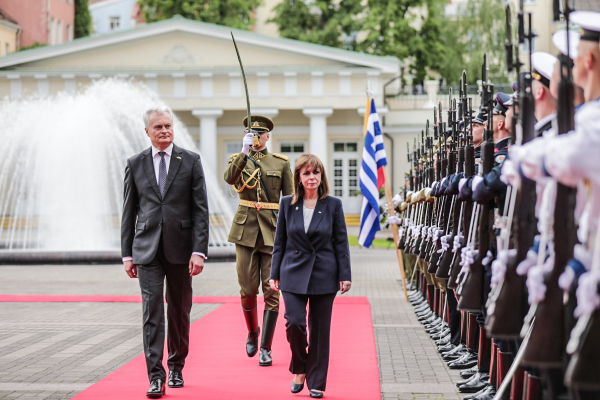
[259,309,278,366]
[243,305,260,357]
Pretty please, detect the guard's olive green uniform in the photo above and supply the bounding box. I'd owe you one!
[224,148,294,311]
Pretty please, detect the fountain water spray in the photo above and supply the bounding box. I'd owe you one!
[0,79,234,256]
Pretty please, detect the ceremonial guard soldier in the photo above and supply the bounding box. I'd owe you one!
[224,115,294,366]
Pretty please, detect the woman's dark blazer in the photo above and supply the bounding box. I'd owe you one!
[271,195,351,295]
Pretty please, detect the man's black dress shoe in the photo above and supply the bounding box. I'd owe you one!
[457,369,482,385]
[168,371,184,388]
[460,365,479,378]
[464,386,489,400]
[309,389,324,398]
[147,379,166,398]
[437,343,455,353]
[472,385,496,400]
[448,352,478,369]
[442,344,466,360]
[291,380,304,393]
[458,372,489,393]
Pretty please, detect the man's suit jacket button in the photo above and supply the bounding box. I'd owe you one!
[312,251,315,255]
[161,203,165,206]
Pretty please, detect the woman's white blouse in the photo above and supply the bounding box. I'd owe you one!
[303,205,315,233]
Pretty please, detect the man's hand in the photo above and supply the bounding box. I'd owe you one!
[269,279,280,291]
[241,132,255,155]
[189,254,205,276]
[340,281,352,294]
[124,260,137,278]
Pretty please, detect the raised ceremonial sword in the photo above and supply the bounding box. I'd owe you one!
[231,32,260,149]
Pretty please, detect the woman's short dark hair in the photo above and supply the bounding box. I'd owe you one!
[291,153,329,204]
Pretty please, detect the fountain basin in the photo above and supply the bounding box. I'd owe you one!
[0,247,236,265]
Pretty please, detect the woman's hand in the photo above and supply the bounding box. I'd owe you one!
[269,279,280,291]
[340,281,352,294]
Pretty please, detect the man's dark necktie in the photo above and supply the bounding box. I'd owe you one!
[158,151,167,197]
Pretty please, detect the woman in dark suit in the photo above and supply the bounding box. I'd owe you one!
[270,153,351,399]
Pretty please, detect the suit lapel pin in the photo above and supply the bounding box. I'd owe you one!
[318,211,322,213]
[176,156,182,160]
[295,207,298,210]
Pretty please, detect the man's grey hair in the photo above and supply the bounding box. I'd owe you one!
[143,106,174,128]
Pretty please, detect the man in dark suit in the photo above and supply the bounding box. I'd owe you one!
[121,105,209,398]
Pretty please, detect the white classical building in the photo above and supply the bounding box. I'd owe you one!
[0,16,404,217]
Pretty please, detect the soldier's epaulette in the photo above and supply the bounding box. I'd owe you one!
[230,153,239,159]
[273,153,289,161]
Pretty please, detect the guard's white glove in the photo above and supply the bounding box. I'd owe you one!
[241,132,255,155]
[388,215,402,225]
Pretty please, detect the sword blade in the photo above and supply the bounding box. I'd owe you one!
[231,32,252,132]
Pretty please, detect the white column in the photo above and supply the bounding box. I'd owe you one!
[35,74,49,97]
[228,72,242,97]
[200,72,213,98]
[192,109,223,175]
[338,71,352,96]
[172,73,186,98]
[257,72,269,97]
[7,74,21,98]
[284,72,297,97]
[252,108,279,152]
[303,108,333,168]
[62,74,76,94]
[144,73,158,93]
[311,72,324,96]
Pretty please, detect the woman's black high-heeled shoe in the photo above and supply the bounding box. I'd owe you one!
[309,389,324,398]
[291,380,304,394]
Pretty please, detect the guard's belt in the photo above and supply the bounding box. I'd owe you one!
[239,199,280,210]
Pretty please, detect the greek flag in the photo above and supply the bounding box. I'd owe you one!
[358,99,387,248]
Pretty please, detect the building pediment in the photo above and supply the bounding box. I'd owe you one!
[0,16,399,73]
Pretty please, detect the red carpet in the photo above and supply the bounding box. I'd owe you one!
[1,295,380,399]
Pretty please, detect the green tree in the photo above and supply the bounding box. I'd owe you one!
[138,0,262,30]
[268,0,364,50]
[358,0,437,84]
[438,0,508,85]
[74,0,92,38]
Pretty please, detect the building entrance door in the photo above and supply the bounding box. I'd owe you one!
[331,141,361,214]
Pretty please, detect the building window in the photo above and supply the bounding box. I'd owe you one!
[57,20,63,44]
[110,16,121,31]
[521,32,537,53]
[66,24,72,42]
[279,142,305,170]
[5,43,9,55]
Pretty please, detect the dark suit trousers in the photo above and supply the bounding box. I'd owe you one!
[282,291,336,391]
[137,239,193,382]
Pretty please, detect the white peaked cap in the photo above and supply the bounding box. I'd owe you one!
[531,52,557,82]
[552,30,580,59]
[570,11,600,34]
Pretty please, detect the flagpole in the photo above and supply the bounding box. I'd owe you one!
[382,165,409,302]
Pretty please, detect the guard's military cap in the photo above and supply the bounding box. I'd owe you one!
[571,11,600,42]
[531,52,556,88]
[552,30,580,59]
[493,92,511,116]
[472,111,487,124]
[243,115,274,132]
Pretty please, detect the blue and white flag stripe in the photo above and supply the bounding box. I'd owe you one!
[358,99,387,248]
